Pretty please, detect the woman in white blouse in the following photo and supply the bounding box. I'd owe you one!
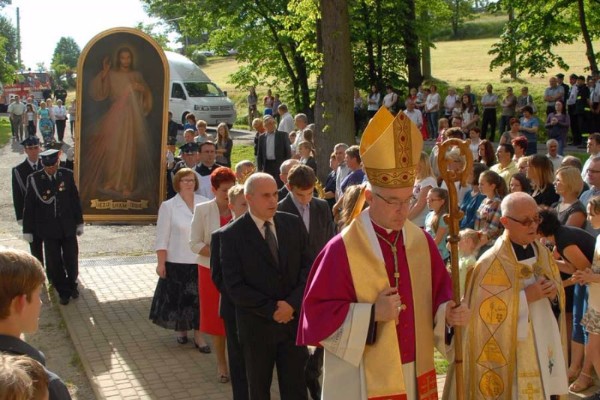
[189,167,237,383]
[408,151,437,228]
[149,168,210,350]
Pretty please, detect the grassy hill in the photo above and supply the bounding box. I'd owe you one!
[202,37,598,129]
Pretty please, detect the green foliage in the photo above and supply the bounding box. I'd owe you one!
[142,0,316,116]
[191,52,208,66]
[135,22,171,50]
[0,15,17,81]
[51,37,80,69]
[0,117,13,146]
[431,13,506,41]
[487,0,599,77]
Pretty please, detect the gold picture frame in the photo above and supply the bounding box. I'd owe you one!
[75,27,168,223]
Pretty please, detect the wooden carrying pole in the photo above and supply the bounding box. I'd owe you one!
[437,138,473,400]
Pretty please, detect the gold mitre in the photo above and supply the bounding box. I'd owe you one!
[359,107,423,188]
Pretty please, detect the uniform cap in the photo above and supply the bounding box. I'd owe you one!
[40,149,60,166]
[179,142,199,154]
[20,136,40,148]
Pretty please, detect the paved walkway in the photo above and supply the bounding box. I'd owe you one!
[57,255,449,399]
[59,255,598,400]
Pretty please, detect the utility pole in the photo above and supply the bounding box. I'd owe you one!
[16,7,21,68]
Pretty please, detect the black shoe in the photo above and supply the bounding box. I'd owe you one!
[71,288,79,299]
[193,340,211,353]
[59,296,70,305]
[176,336,188,345]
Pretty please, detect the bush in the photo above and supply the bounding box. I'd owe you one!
[190,53,208,66]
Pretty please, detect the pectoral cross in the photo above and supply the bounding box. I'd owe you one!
[522,383,540,400]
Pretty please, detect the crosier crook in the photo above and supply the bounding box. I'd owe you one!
[437,138,474,400]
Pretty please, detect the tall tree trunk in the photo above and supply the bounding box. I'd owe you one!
[508,5,517,79]
[422,43,432,80]
[360,0,377,84]
[402,0,422,88]
[315,0,355,181]
[577,0,598,75]
[421,12,432,80]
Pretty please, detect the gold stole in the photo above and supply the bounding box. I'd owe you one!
[465,234,566,399]
[342,216,437,400]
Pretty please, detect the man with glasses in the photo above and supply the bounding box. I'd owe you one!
[12,137,43,265]
[462,192,568,398]
[581,133,600,180]
[298,109,469,400]
[195,141,223,199]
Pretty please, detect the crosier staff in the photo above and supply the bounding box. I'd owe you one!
[437,138,473,400]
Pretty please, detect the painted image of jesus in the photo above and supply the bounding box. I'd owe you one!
[81,46,153,199]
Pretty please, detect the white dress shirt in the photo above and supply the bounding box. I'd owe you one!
[278,112,294,133]
[155,194,208,264]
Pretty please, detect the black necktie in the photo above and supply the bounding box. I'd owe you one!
[32,163,37,171]
[263,221,279,264]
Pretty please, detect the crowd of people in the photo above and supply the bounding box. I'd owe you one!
[7,93,76,148]
[360,73,600,154]
[7,74,600,400]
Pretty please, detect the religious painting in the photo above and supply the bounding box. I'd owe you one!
[75,28,168,222]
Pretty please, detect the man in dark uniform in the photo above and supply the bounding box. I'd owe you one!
[167,111,183,145]
[23,149,83,305]
[195,141,223,199]
[53,86,67,103]
[12,137,44,265]
[575,75,591,148]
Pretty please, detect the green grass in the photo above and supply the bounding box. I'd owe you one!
[231,144,255,168]
[435,350,449,374]
[0,117,13,145]
[432,13,507,41]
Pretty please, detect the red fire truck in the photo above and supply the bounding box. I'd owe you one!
[0,71,53,112]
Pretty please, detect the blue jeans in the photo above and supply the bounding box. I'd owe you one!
[573,283,588,344]
[427,111,439,139]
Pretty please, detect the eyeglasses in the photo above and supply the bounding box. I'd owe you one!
[587,169,600,174]
[180,178,196,184]
[427,197,443,202]
[374,192,415,208]
[505,215,542,227]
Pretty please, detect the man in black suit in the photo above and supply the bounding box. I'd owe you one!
[220,173,310,400]
[23,149,83,305]
[12,137,44,265]
[211,185,249,400]
[277,164,335,400]
[278,164,335,261]
[257,115,291,188]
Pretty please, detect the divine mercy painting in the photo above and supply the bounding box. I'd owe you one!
[76,28,168,222]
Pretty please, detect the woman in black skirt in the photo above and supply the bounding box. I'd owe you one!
[149,168,211,352]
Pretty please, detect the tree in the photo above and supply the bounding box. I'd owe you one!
[446,0,474,38]
[315,0,355,179]
[51,37,80,87]
[0,14,17,82]
[489,0,600,77]
[142,0,315,119]
[135,22,171,50]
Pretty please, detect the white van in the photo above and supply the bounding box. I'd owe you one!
[166,51,237,127]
